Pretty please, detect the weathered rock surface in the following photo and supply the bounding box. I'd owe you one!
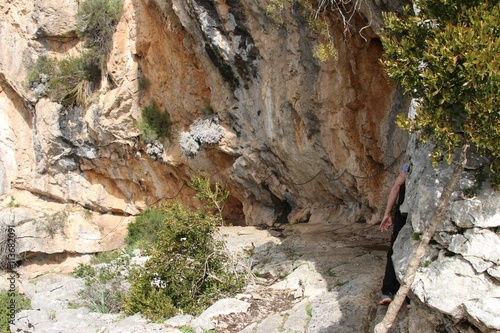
[0,0,409,226]
[393,139,500,332]
[0,191,131,280]
[1,0,499,332]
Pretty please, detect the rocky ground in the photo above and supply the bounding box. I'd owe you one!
[9,222,410,333]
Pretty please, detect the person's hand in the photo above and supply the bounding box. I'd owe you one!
[380,215,393,232]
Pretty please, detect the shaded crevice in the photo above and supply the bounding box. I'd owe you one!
[262,184,293,225]
[205,43,239,89]
[21,251,94,266]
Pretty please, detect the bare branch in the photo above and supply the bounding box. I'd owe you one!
[374,143,470,333]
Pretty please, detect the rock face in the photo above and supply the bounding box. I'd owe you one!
[0,191,131,279]
[393,138,500,332]
[1,0,499,332]
[0,0,409,227]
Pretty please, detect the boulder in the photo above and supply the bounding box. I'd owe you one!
[33,0,79,38]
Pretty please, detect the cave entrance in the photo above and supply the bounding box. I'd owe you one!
[222,195,246,226]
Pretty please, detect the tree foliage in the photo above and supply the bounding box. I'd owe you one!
[381,0,500,187]
[125,208,167,250]
[123,175,243,321]
[190,172,229,226]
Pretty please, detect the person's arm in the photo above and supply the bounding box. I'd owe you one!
[380,170,406,232]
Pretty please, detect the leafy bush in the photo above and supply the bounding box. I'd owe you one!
[27,52,100,106]
[26,56,58,98]
[0,289,30,332]
[123,200,245,321]
[73,263,96,278]
[125,208,167,250]
[137,100,173,142]
[381,0,500,188]
[56,53,100,106]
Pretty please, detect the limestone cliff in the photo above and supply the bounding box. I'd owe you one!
[0,0,408,227]
[1,0,499,332]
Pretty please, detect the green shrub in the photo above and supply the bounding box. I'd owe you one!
[0,289,31,332]
[50,52,100,106]
[26,56,58,98]
[123,201,245,321]
[125,208,167,250]
[73,263,96,278]
[76,0,124,62]
[190,172,229,226]
[27,52,100,106]
[137,100,174,142]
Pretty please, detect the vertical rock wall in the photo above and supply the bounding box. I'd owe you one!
[0,0,409,227]
[138,0,410,225]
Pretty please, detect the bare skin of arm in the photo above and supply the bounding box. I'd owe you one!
[380,170,407,232]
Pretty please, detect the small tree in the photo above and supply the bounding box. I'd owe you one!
[123,201,244,321]
[381,0,500,186]
[190,172,229,226]
[123,175,243,321]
